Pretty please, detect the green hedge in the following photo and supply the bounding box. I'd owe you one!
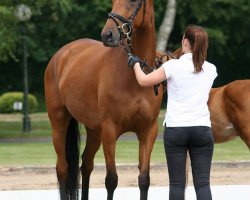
[0,92,38,113]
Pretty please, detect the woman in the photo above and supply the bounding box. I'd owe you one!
[128,25,217,200]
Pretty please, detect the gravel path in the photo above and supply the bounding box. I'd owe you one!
[0,162,250,190]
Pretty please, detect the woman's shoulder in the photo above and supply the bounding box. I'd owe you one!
[203,61,218,78]
[162,58,180,68]
[203,60,217,71]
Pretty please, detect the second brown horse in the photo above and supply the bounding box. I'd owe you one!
[156,49,250,150]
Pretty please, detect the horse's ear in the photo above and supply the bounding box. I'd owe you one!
[155,51,164,68]
[155,50,164,60]
[172,47,183,59]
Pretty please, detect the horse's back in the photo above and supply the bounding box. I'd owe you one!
[210,79,250,111]
[45,38,103,78]
[224,80,250,106]
[209,80,250,143]
[48,39,105,73]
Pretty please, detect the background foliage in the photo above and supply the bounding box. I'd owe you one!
[0,92,38,113]
[0,0,249,110]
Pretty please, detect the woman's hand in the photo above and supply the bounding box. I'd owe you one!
[127,53,141,69]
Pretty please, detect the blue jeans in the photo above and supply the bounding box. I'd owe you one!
[163,126,214,200]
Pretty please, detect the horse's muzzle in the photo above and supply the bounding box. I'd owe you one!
[101,29,120,47]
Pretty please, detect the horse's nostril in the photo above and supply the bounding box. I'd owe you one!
[107,31,113,40]
[101,29,119,47]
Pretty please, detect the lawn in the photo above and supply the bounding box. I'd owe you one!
[0,113,51,138]
[0,112,249,166]
[0,137,249,167]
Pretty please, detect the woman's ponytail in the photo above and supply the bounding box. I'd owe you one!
[184,25,208,73]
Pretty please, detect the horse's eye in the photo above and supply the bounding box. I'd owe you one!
[129,0,137,3]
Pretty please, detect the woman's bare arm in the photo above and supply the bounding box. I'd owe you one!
[133,62,167,87]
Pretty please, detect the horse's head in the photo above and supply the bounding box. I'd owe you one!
[101,0,151,47]
[155,48,183,68]
[155,51,171,68]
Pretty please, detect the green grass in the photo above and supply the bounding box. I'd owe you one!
[0,120,52,138]
[0,112,249,166]
[0,137,248,167]
[0,142,56,166]
[0,113,52,138]
[0,112,164,138]
[214,138,250,161]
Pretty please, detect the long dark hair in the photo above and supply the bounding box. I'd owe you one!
[184,25,208,73]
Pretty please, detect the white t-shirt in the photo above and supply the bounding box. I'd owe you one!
[162,53,217,127]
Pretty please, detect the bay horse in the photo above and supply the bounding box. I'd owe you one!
[156,49,250,149]
[44,0,162,200]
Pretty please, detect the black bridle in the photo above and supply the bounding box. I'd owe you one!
[108,0,146,54]
[108,0,160,95]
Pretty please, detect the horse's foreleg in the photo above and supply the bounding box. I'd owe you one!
[81,127,101,200]
[101,123,118,200]
[137,122,158,200]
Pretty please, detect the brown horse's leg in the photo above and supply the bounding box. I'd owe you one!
[239,131,250,150]
[45,71,80,199]
[50,110,80,200]
[137,122,158,200]
[50,110,71,199]
[233,116,250,150]
[101,122,119,200]
[81,127,101,200]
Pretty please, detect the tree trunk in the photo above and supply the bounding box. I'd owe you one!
[156,0,177,51]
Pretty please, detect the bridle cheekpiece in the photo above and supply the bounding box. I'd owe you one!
[108,0,146,54]
[107,0,160,96]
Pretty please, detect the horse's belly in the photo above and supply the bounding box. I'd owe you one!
[68,100,100,129]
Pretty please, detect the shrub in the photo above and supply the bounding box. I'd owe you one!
[0,92,38,113]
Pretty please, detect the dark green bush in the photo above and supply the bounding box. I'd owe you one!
[0,92,38,113]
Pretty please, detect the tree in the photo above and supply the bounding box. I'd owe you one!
[0,0,72,62]
[0,0,249,96]
[156,0,177,51]
[166,0,250,86]
[0,0,111,93]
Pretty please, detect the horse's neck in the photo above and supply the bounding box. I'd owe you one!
[132,27,156,66]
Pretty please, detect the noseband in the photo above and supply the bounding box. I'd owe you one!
[108,0,146,54]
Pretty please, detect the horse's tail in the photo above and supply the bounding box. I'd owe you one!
[64,118,81,200]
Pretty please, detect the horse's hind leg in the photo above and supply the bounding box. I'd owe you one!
[137,122,158,200]
[81,127,101,200]
[47,102,72,197]
[47,103,73,198]
[52,114,70,197]
[45,71,77,199]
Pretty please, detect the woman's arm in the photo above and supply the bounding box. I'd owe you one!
[133,62,167,87]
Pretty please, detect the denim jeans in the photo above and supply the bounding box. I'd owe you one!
[163,126,214,200]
